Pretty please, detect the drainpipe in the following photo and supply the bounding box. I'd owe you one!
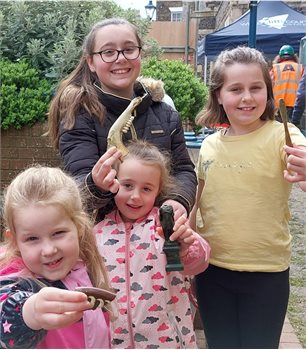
[185,2,190,64]
[248,0,258,48]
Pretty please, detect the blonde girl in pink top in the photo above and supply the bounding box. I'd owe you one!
[0,166,114,348]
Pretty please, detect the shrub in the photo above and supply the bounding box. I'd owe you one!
[141,57,208,129]
[0,59,53,130]
[0,1,151,84]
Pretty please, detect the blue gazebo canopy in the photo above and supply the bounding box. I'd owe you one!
[202,1,306,60]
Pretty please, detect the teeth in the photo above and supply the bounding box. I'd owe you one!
[48,259,60,266]
[112,69,129,74]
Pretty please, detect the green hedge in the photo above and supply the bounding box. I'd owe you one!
[141,57,208,127]
[0,59,53,129]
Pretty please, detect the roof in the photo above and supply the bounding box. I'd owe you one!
[203,1,306,60]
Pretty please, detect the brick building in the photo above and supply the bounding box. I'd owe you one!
[147,0,306,73]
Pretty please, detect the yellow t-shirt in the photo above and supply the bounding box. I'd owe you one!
[196,120,306,272]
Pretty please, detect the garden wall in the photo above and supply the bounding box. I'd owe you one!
[1,122,61,193]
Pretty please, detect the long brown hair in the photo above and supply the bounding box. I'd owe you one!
[48,18,142,149]
[196,46,275,127]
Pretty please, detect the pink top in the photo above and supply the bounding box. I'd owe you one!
[95,207,210,348]
[0,256,110,349]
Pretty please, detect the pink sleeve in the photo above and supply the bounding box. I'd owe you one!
[181,232,210,276]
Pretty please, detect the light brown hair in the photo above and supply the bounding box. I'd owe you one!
[196,46,275,127]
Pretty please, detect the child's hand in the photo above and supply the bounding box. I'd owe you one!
[284,145,306,191]
[23,287,90,331]
[155,200,187,229]
[169,216,195,256]
[91,147,122,193]
[162,199,187,221]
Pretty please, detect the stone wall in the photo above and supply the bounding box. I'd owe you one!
[157,1,182,21]
[1,122,61,193]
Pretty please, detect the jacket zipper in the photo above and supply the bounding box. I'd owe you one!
[124,223,135,348]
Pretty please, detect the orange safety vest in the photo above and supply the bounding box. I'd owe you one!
[271,61,303,107]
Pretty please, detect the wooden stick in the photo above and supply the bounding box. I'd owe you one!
[279,98,293,147]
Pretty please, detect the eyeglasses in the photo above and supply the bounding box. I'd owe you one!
[92,46,142,63]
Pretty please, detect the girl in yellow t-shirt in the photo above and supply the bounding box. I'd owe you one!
[190,46,306,349]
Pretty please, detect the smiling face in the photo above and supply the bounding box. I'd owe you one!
[114,158,161,222]
[86,24,141,99]
[217,63,268,135]
[12,204,80,281]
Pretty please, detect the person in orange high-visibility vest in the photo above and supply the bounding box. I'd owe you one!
[270,45,304,121]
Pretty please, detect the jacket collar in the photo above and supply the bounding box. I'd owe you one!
[93,81,152,116]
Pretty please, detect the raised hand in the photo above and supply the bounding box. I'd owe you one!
[169,216,195,256]
[160,199,187,221]
[22,287,91,331]
[284,145,306,191]
[91,147,122,193]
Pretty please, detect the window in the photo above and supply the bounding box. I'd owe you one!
[169,7,183,22]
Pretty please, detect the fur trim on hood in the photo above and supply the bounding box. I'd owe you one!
[136,76,165,102]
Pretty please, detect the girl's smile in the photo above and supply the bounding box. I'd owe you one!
[217,63,268,135]
[114,158,161,222]
[13,204,80,281]
[87,24,141,99]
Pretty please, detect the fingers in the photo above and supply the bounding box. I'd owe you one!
[92,147,122,191]
[23,288,91,331]
[39,310,85,330]
[170,216,194,245]
[156,226,163,238]
[35,288,90,329]
[284,145,306,171]
[283,170,305,183]
[173,215,189,231]
[162,200,187,221]
[284,144,306,158]
[287,162,306,176]
[173,206,187,221]
[37,288,90,312]
[284,145,306,182]
[287,153,306,172]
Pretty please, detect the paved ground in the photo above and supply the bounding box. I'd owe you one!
[195,316,302,349]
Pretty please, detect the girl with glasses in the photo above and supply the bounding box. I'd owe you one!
[48,18,196,223]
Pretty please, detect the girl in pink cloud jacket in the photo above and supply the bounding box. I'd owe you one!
[94,140,210,348]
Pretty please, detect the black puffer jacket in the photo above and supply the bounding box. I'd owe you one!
[59,81,197,219]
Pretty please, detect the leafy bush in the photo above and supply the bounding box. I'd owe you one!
[141,57,208,128]
[0,59,53,129]
[0,1,151,84]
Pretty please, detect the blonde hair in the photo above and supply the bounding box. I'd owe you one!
[196,46,275,127]
[48,18,142,150]
[116,140,175,206]
[1,165,110,291]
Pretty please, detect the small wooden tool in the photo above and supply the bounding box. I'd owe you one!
[75,286,116,310]
[279,98,293,147]
[75,286,116,301]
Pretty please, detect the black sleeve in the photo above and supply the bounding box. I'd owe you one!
[166,109,197,215]
[59,116,115,212]
[0,278,47,348]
